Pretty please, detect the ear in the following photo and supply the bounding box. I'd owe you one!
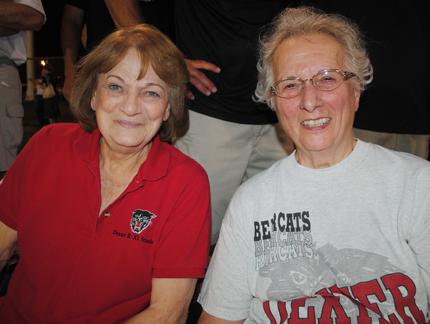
[353,88,361,112]
[90,92,96,111]
[163,104,170,121]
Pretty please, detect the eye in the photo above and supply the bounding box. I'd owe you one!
[283,81,300,90]
[145,90,161,98]
[107,83,122,92]
[317,72,340,84]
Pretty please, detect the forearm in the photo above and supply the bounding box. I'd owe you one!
[105,0,142,27]
[125,278,197,324]
[0,221,17,272]
[61,5,85,78]
[0,3,44,31]
[0,248,14,271]
[61,31,81,78]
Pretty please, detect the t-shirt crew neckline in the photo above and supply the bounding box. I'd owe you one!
[284,139,369,182]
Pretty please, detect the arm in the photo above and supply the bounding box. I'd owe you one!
[198,311,244,324]
[104,0,142,27]
[60,4,85,101]
[106,0,220,100]
[408,168,430,303]
[0,2,44,36]
[185,59,221,99]
[0,220,17,272]
[125,278,196,323]
[197,189,251,322]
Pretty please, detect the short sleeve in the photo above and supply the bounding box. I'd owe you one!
[198,188,253,321]
[407,166,430,306]
[0,127,46,230]
[152,162,211,278]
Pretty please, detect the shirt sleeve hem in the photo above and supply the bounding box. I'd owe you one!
[0,214,17,231]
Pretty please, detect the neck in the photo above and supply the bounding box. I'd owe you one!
[99,139,151,179]
[295,138,357,169]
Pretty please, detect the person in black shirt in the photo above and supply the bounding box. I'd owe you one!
[308,1,430,159]
[175,0,300,246]
[60,0,174,102]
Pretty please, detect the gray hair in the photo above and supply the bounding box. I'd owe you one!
[255,6,373,109]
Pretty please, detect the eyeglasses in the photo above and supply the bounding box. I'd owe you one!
[271,69,357,99]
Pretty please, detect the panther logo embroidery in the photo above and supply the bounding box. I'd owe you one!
[130,209,156,234]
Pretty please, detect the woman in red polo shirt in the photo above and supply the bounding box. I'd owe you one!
[0,24,210,323]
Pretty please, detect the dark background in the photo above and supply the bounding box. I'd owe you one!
[36,0,64,58]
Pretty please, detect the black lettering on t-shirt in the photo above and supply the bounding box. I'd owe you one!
[302,211,311,231]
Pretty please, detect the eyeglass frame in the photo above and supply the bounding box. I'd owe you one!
[271,68,357,99]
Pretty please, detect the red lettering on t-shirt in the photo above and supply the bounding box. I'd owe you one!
[316,288,351,323]
[381,273,425,324]
[327,285,373,323]
[278,301,288,323]
[350,278,387,318]
[263,300,278,324]
[290,297,315,323]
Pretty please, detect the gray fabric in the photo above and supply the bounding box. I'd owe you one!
[354,128,430,160]
[0,64,23,171]
[0,57,15,66]
[199,140,430,323]
[175,110,287,245]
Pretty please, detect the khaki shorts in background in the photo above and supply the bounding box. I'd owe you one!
[176,110,288,245]
[354,128,430,160]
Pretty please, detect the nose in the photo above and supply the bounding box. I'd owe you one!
[121,92,140,116]
[300,81,319,113]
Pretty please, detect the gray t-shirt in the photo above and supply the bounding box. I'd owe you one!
[198,140,430,323]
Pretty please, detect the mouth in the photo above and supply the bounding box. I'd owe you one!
[116,120,142,128]
[301,117,331,128]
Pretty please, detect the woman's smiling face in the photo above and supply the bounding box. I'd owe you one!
[272,33,360,166]
[91,49,170,156]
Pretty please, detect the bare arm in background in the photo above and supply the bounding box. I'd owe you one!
[61,4,85,101]
[106,0,221,100]
[104,0,142,27]
[0,2,44,36]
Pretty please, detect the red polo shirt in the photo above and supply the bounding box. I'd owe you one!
[0,123,210,323]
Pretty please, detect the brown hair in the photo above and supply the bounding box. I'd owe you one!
[70,24,189,143]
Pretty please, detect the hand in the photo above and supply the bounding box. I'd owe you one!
[185,59,220,100]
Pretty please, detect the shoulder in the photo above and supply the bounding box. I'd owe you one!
[238,156,287,194]
[32,123,83,142]
[160,141,209,183]
[23,123,88,158]
[367,142,430,174]
[233,157,289,206]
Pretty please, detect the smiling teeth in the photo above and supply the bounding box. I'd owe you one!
[302,118,330,127]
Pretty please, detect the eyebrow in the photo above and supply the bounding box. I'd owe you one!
[104,74,166,89]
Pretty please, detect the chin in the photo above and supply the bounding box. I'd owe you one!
[110,135,146,149]
[301,138,333,152]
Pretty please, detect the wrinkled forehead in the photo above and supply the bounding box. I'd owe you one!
[98,48,153,80]
[273,33,346,78]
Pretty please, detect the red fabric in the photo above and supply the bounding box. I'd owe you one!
[0,123,210,323]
